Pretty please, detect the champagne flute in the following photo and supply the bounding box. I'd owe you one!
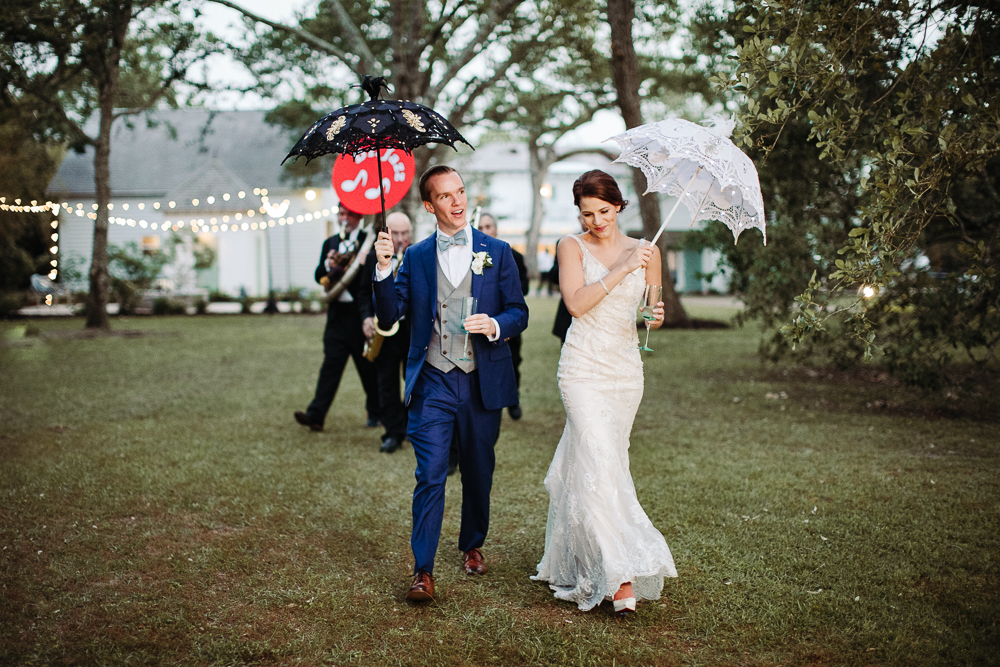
[638,285,661,352]
[457,296,478,361]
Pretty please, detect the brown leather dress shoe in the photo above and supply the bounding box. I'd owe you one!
[405,571,435,602]
[463,548,487,575]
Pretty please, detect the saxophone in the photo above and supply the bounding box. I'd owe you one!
[363,248,403,361]
[321,225,376,302]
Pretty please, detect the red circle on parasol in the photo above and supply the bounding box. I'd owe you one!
[331,149,416,216]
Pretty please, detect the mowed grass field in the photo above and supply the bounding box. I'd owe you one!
[1,297,998,666]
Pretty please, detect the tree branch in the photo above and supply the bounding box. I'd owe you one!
[446,58,518,125]
[206,0,363,72]
[554,147,619,162]
[424,0,523,103]
[422,0,472,52]
[325,0,381,74]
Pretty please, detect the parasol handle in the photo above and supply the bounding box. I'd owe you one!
[650,166,702,246]
[375,143,387,234]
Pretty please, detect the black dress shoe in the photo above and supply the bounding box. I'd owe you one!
[508,404,522,420]
[294,411,323,432]
[380,436,402,453]
[364,417,380,428]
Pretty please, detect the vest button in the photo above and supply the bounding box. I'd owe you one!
[443,334,448,339]
[442,303,447,308]
[442,350,448,355]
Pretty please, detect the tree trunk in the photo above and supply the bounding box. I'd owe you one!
[84,0,131,329]
[524,140,550,282]
[606,0,688,325]
[85,104,113,329]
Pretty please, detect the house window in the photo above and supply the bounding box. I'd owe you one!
[142,235,161,255]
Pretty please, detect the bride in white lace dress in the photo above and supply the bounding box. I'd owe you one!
[532,170,677,614]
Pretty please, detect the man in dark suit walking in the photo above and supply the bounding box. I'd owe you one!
[372,166,529,602]
[294,203,380,432]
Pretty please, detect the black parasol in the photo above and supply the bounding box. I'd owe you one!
[282,76,473,231]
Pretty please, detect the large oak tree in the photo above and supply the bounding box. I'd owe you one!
[1,0,217,328]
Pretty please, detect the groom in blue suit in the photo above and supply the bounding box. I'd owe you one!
[372,165,529,601]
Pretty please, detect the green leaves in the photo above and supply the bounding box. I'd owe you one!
[703,0,1000,386]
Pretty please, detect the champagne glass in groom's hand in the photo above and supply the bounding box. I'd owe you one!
[457,297,478,362]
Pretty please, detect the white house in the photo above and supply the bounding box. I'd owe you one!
[47,109,726,297]
[47,109,341,298]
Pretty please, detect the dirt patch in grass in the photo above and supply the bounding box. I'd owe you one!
[42,328,178,340]
[753,365,1000,422]
[659,317,730,330]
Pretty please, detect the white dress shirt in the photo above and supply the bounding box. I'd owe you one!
[376,224,500,341]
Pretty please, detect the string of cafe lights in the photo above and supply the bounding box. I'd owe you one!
[3,188,330,298]
[55,188,332,233]
[1,198,62,285]
[2,187,331,233]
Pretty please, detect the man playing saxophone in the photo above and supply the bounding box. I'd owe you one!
[361,211,413,453]
[294,203,381,432]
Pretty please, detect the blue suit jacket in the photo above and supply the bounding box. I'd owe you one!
[373,228,529,410]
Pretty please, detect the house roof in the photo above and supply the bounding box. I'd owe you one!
[46,109,324,198]
[44,108,624,200]
[451,141,623,176]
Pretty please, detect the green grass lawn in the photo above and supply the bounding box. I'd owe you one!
[1,298,997,666]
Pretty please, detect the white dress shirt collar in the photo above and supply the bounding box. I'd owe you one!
[435,224,473,289]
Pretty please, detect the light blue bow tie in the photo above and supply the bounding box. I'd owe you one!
[437,231,468,251]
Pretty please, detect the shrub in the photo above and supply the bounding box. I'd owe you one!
[208,290,235,302]
[0,292,24,318]
[152,297,187,316]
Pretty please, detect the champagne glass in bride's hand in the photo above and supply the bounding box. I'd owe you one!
[458,296,478,362]
[638,285,662,352]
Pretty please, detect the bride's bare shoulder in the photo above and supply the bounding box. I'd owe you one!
[558,234,586,252]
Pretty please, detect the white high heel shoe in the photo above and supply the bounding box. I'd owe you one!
[613,596,636,614]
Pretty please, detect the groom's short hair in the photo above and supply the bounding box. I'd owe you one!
[419,165,460,202]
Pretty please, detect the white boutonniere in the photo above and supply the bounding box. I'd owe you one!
[471,251,493,275]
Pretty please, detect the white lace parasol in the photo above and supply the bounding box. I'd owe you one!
[607,117,766,245]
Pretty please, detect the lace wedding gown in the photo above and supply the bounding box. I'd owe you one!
[532,235,677,611]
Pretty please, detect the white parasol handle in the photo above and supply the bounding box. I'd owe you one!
[650,166,702,245]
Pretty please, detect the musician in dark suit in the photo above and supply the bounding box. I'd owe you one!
[294,203,381,432]
[372,166,529,601]
[360,211,413,453]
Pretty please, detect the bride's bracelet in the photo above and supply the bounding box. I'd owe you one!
[599,278,611,295]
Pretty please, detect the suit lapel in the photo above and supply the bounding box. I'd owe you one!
[420,236,438,309]
[471,230,487,301]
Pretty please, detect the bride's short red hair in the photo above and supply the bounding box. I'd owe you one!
[572,170,628,212]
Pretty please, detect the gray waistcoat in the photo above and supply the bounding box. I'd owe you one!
[426,260,476,374]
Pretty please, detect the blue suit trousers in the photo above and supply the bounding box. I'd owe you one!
[407,365,501,575]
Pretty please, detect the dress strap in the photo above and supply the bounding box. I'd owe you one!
[567,234,586,250]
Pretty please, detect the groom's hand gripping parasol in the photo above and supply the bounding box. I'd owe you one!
[375,231,395,271]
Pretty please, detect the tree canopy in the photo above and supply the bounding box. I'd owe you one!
[691,0,999,387]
